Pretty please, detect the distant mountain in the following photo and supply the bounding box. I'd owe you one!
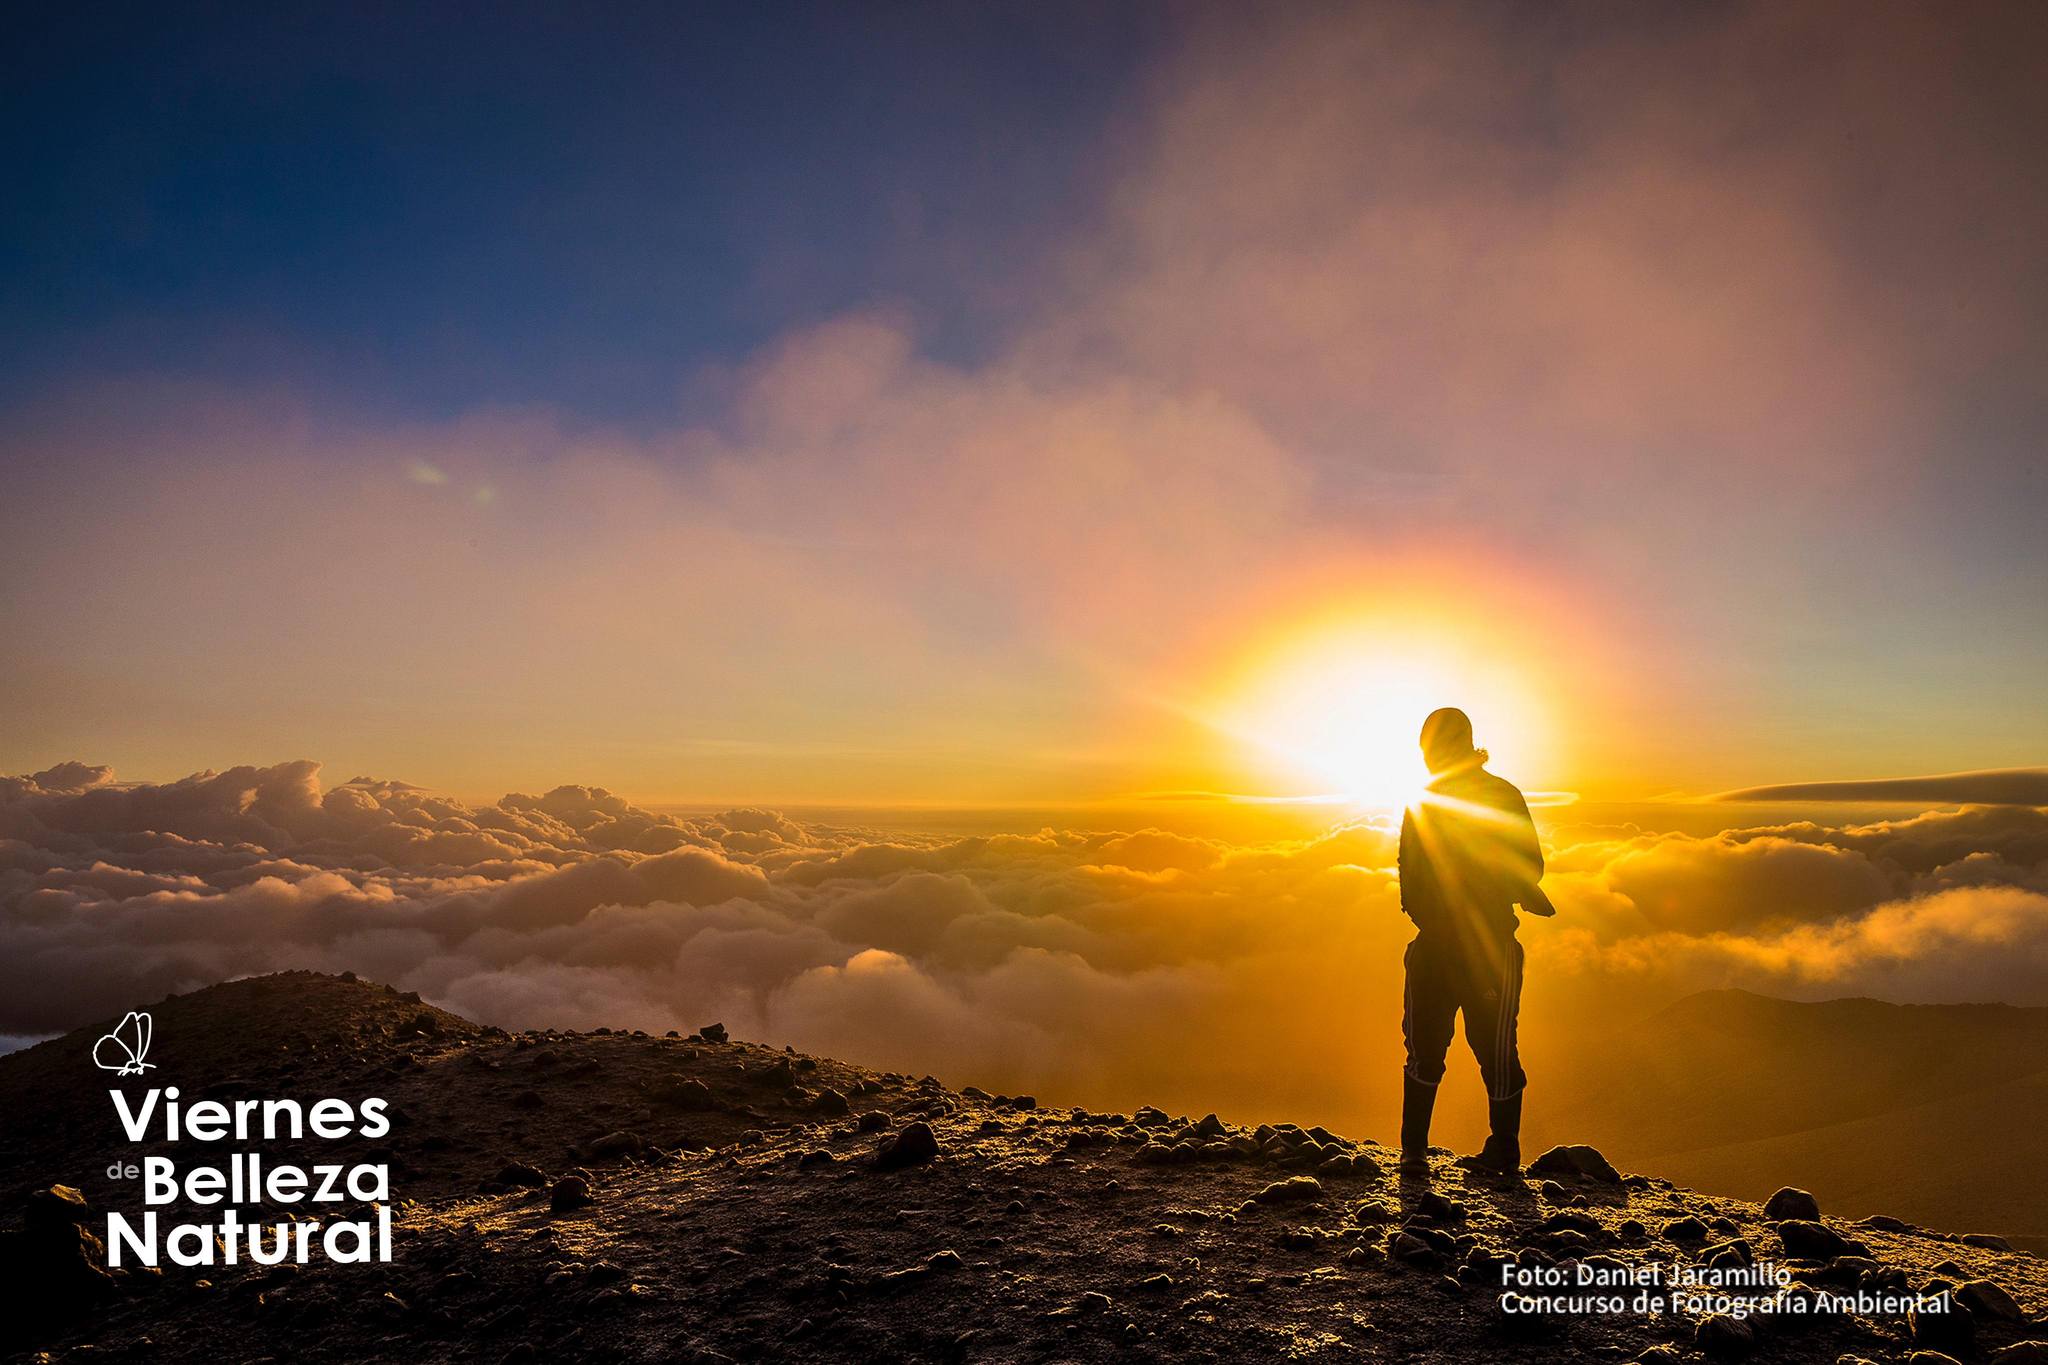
[1547,989,2048,1251]
[2,973,2043,1362]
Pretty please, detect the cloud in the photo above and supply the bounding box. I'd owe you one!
[1714,769,2048,806]
[5,759,2047,1139]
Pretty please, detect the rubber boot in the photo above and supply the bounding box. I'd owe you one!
[1398,1074,1436,1171]
[1457,1093,1523,1177]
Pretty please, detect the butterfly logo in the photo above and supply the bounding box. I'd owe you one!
[93,1011,155,1076]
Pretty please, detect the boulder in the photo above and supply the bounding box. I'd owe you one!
[550,1175,594,1213]
[1389,1231,1439,1266]
[586,1130,646,1159]
[875,1121,939,1171]
[1526,1144,1621,1184]
[1763,1186,1821,1222]
[1910,1301,1976,1354]
[1958,1279,2025,1323]
[1695,1312,1756,1357]
[1775,1220,1865,1261]
[1252,1177,1323,1205]
[24,1185,90,1235]
[6,1185,117,1330]
[649,1078,716,1111]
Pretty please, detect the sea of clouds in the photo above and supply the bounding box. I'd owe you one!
[6,760,2047,1132]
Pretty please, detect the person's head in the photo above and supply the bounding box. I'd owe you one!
[1419,707,1488,775]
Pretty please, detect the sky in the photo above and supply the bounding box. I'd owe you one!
[4,0,2046,806]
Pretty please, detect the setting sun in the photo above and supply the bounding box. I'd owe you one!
[1199,615,1553,805]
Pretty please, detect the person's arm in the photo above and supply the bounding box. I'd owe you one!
[1507,788,1555,916]
[1398,805,1428,925]
[1513,789,1544,883]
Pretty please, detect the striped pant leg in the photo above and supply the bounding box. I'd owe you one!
[1464,936,1527,1100]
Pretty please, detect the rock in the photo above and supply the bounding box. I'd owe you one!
[1389,1231,1439,1265]
[696,1023,729,1043]
[813,1088,850,1117]
[650,1078,715,1110]
[1253,1177,1323,1205]
[875,1121,939,1171]
[1907,1354,1963,1365]
[1775,1220,1864,1260]
[511,1089,544,1111]
[586,1130,645,1158]
[549,1176,594,1213]
[1134,1106,1170,1128]
[11,1185,117,1326]
[1663,1216,1708,1242]
[1540,1210,1603,1239]
[1910,1301,1976,1354]
[1858,1214,1912,1232]
[1694,1312,1756,1357]
[1958,1279,2025,1323]
[856,1110,890,1133]
[496,1162,549,1188]
[1619,1218,1647,1241]
[757,1060,795,1088]
[1989,1344,2048,1365]
[1701,1238,1753,1270]
[1763,1186,1821,1222]
[1416,1192,1466,1223]
[797,1150,834,1169]
[1526,1144,1621,1184]
[1961,1232,2016,1252]
[25,1185,90,1233]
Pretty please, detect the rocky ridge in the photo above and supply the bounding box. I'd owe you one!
[1,972,2043,1363]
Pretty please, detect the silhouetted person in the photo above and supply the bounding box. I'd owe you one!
[1397,707,1552,1176]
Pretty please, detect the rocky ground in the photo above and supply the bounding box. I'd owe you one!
[2,972,2044,1363]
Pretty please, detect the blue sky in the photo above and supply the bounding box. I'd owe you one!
[3,2,1160,422]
